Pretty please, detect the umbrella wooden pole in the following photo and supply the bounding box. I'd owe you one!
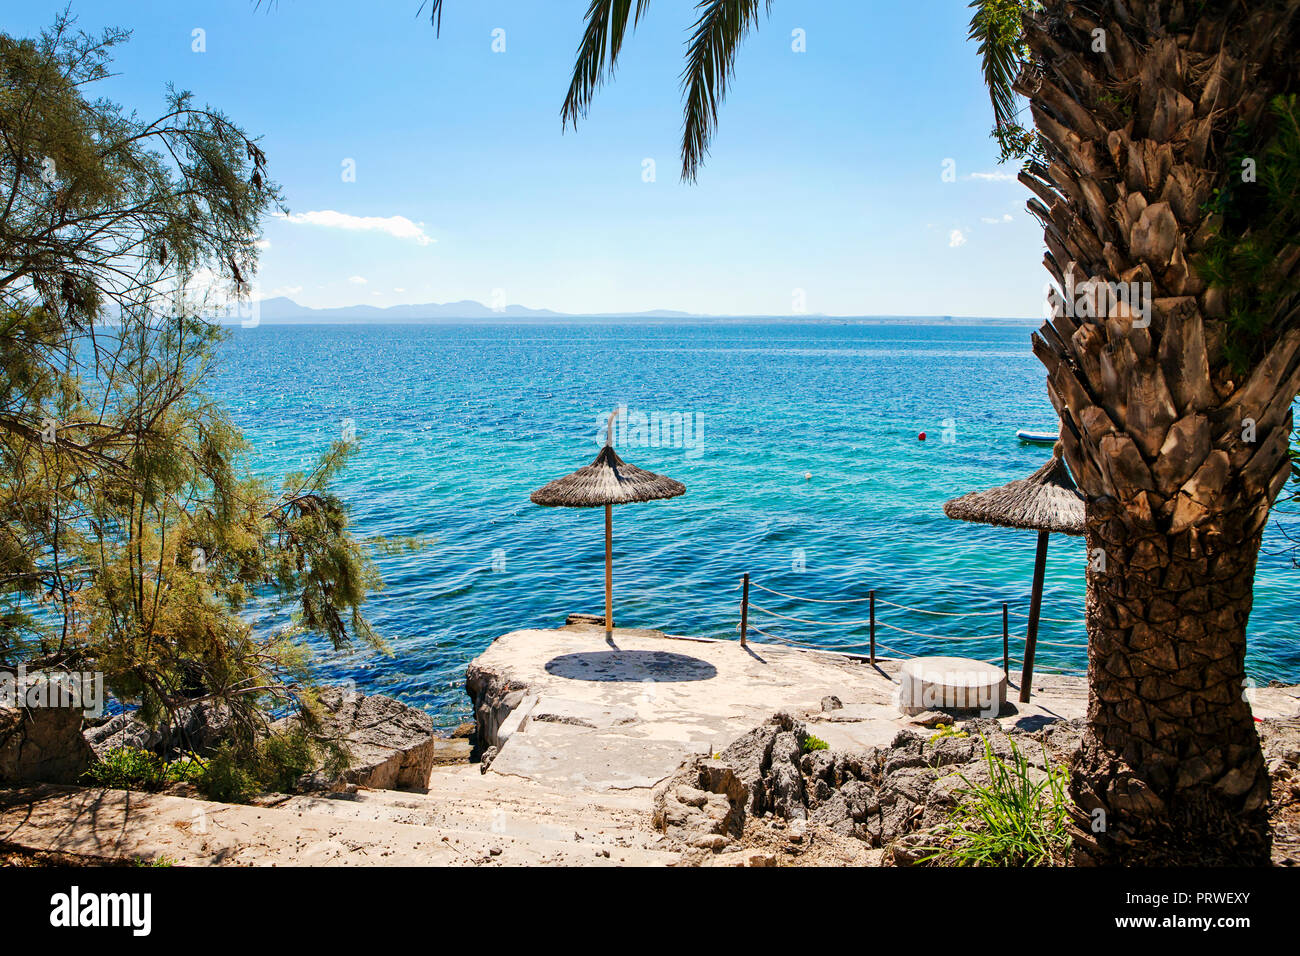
[604,503,613,638]
[1020,529,1050,703]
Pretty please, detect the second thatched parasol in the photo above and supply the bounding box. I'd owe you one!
[943,444,1085,701]
[530,409,686,638]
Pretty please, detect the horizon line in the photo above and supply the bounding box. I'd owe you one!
[250,295,1042,323]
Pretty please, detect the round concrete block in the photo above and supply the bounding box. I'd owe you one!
[897,656,1006,717]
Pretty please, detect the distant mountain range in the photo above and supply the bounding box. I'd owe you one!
[241,297,1038,326]
[249,297,696,324]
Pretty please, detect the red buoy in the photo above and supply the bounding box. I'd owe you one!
[918,431,927,441]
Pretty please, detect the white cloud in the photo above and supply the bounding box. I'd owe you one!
[254,238,271,250]
[393,287,405,293]
[980,213,1015,224]
[948,229,967,248]
[967,171,1017,182]
[348,275,368,285]
[274,209,435,246]
[268,285,302,297]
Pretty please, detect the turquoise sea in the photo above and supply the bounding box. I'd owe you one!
[215,322,1300,728]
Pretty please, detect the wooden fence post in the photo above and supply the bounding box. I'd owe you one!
[739,573,750,646]
[869,590,876,665]
[1020,530,1050,703]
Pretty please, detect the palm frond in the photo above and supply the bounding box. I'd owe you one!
[967,0,1032,135]
[561,0,654,130]
[418,0,445,36]
[679,0,770,182]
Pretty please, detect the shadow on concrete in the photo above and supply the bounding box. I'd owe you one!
[544,650,718,683]
[1012,713,1062,733]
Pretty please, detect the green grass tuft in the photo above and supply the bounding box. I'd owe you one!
[918,736,1073,867]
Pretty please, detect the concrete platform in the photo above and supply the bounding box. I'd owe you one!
[474,625,1080,792]
[473,625,1300,794]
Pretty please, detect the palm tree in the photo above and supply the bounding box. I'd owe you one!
[1008,0,1298,867]
[428,0,1300,864]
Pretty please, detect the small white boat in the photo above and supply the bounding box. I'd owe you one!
[1016,429,1059,445]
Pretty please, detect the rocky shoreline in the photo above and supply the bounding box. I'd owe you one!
[3,682,472,795]
[650,710,1300,866]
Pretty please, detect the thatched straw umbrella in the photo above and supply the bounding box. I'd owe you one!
[530,409,686,638]
[943,444,1085,701]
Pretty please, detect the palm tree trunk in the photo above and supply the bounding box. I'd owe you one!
[1073,512,1271,863]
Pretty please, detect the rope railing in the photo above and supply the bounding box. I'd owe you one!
[1006,608,1077,625]
[735,572,1086,701]
[873,596,1004,618]
[747,601,874,628]
[874,619,1005,642]
[746,622,836,651]
[748,581,874,603]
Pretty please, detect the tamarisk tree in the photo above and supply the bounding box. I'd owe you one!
[0,17,382,753]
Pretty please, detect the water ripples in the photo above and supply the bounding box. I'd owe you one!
[215,322,1299,727]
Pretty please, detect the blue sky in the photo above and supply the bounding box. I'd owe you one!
[11,1,1049,317]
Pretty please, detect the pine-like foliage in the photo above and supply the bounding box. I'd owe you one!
[0,16,384,755]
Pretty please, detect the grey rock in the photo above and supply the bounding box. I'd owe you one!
[908,710,955,728]
[961,717,1002,739]
[925,735,977,768]
[84,700,233,760]
[891,729,926,748]
[800,748,837,784]
[652,709,1096,861]
[1,687,93,785]
[885,729,928,774]
[663,707,1094,858]
[675,784,710,808]
[890,832,934,867]
[884,743,926,774]
[1259,720,1300,768]
[465,662,530,754]
[841,779,879,818]
[883,765,932,806]
[766,731,808,821]
[84,712,163,757]
[652,759,743,850]
[276,688,436,791]
[717,716,783,814]
[697,759,747,806]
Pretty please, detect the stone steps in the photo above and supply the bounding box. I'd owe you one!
[275,791,674,864]
[422,762,654,812]
[268,761,673,863]
[277,778,665,853]
[0,765,678,866]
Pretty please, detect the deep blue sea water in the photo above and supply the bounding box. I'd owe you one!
[214,322,1299,728]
